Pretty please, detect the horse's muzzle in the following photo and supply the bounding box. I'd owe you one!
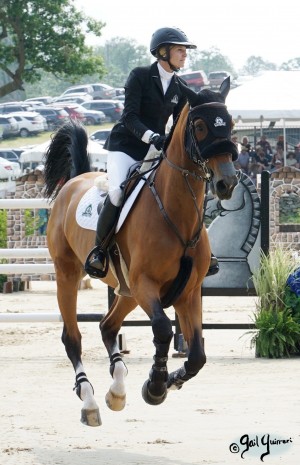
[215,177,238,199]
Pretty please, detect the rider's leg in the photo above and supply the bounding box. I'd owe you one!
[85,151,136,277]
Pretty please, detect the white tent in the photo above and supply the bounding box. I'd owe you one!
[226,71,300,122]
[19,139,107,171]
[226,71,300,163]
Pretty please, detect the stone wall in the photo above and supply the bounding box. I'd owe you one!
[6,169,54,282]
[270,166,300,250]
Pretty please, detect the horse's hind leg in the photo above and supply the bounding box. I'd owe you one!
[168,289,206,391]
[55,258,101,427]
[100,294,137,411]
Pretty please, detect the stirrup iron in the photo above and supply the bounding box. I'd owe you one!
[84,245,109,278]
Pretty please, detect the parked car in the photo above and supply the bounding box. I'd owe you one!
[74,105,106,125]
[0,148,20,163]
[0,102,35,114]
[89,83,117,99]
[7,112,46,137]
[0,156,21,179]
[25,96,54,105]
[208,71,236,89]
[59,84,94,99]
[89,128,111,145]
[53,103,86,123]
[179,70,209,91]
[114,94,125,103]
[0,115,19,138]
[53,93,93,105]
[33,106,69,130]
[81,100,124,122]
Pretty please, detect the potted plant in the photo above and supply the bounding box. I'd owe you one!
[249,247,300,358]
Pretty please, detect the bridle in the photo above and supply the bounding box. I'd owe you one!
[145,102,238,253]
[185,101,238,166]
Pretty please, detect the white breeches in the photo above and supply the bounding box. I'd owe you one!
[107,146,159,206]
[107,151,137,206]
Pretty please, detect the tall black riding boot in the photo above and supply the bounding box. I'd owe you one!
[84,197,120,278]
[206,253,219,277]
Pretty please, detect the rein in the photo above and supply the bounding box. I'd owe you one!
[147,152,209,252]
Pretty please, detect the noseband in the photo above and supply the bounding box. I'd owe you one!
[185,102,238,166]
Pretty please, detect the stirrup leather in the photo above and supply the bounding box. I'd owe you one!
[84,245,109,278]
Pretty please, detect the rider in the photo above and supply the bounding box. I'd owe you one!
[85,27,219,278]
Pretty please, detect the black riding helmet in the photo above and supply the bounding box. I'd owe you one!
[150,27,197,71]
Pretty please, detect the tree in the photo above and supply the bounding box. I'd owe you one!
[186,47,236,76]
[94,37,151,88]
[280,58,300,70]
[242,56,277,75]
[0,0,106,99]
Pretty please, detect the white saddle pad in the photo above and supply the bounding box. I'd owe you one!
[76,172,152,232]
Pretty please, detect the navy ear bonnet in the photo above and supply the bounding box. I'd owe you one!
[189,103,233,139]
[186,102,239,162]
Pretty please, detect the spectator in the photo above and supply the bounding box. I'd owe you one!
[251,146,270,174]
[294,144,300,163]
[241,135,252,153]
[286,151,299,168]
[236,146,250,174]
[270,147,284,170]
[257,134,273,158]
[231,135,241,152]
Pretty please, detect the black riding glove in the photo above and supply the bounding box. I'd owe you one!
[149,133,166,151]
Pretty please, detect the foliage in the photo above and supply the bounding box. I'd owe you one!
[252,248,297,312]
[24,209,38,236]
[0,272,8,292]
[94,38,151,88]
[0,0,106,98]
[279,211,300,224]
[251,308,300,358]
[186,47,236,76]
[249,247,300,358]
[281,57,300,71]
[0,209,7,248]
[242,56,277,75]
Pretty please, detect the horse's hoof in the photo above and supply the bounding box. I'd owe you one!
[80,408,102,427]
[105,390,126,411]
[141,380,168,406]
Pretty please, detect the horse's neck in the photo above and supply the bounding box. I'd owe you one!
[157,144,207,226]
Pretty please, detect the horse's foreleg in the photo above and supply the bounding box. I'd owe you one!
[142,299,173,406]
[100,295,136,411]
[55,263,101,427]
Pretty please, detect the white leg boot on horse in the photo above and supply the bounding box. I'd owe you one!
[74,364,101,426]
[105,350,128,411]
[100,295,135,411]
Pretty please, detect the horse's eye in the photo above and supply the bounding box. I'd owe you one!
[194,123,205,132]
[194,121,207,139]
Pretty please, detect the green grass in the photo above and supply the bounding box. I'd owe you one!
[0,123,113,149]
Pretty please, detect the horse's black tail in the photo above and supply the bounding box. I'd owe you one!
[43,119,91,200]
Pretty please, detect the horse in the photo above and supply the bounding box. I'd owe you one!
[43,77,239,427]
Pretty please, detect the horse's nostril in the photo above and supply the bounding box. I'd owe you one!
[216,180,227,195]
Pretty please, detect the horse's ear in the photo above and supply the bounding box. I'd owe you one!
[219,76,230,100]
[177,79,199,107]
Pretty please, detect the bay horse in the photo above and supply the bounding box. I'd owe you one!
[43,77,239,427]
